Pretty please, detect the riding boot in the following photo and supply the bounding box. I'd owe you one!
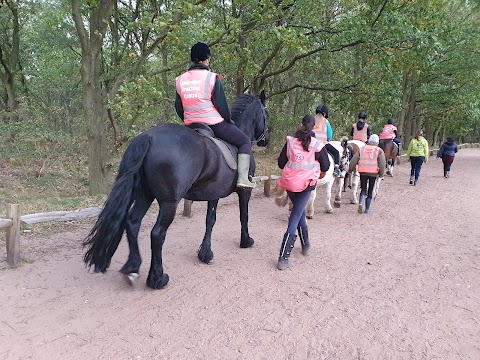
[409,176,414,185]
[444,170,447,178]
[365,197,372,214]
[277,233,296,270]
[236,153,256,188]
[297,226,310,256]
[445,171,449,178]
[358,192,365,214]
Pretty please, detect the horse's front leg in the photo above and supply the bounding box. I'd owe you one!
[147,202,178,289]
[237,188,254,248]
[325,179,334,213]
[334,177,345,208]
[350,170,360,204]
[306,185,317,219]
[120,194,153,285]
[198,199,218,263]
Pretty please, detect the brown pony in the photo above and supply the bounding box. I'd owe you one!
[379,139,398,176]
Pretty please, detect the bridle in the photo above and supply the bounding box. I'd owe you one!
[251,101,269,145]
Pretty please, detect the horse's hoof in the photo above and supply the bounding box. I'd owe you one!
[334,202,341,208]
[326,209,333,214]
[147,273,169,289]
[240,237,254,248]
[198,250,214,264]
[124,272,139,286]
[306,215,313,219]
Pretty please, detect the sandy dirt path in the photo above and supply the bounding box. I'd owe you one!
[1,148,479,360]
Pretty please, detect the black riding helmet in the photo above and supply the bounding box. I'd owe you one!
[387,118,396,125]
[358,111,367,120]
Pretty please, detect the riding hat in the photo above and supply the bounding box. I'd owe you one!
[358,111,367,120]
[316,105,329,118]
[387,118,395,124]
[191,42,211,63]
[368,134,379,144]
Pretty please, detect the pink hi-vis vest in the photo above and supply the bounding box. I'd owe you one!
[380,124,397,140]
[313,118,328,142]
[358,145,380,174]
[278,136,325,192]
[175,70,224,125]
[352,123,368,142]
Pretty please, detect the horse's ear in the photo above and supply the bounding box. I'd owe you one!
[259,90,266,104]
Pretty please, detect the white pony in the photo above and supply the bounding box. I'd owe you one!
[274,138,351,217]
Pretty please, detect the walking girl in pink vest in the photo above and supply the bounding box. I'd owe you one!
[276,115,330,270]
[348,134,386,214]
[175,42,255,188]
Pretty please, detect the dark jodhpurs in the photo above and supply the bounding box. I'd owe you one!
[360,174,377,199]
[325,143,340,165]
[210,121,251,154]
[286,189,312,234]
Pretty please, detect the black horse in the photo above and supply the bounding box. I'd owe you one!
[83,92,269,289]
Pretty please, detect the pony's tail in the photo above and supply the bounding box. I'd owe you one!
[83,134,152,273]
[274,184,288,207]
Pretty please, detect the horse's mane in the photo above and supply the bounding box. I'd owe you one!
[231,94,258,122]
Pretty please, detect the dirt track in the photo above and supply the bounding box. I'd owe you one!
[1,148,479,360]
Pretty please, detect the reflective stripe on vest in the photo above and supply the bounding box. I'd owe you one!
[175,70,224,125]
[358,145,380,173]
[278,136,325,192]
[353,124,368,141]
[380,124,397,140]
[313,119,328,142]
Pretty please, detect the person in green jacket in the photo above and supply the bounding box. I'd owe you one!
[406,129,429,185]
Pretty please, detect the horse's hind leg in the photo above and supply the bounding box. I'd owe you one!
[334,178,344,208]
[120,193,154,284]
[147,202,178,289]
[237,188,254,248]
[198,199,218,263]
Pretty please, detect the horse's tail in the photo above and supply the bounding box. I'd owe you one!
[83,133,152,273]
[274,184,289,207]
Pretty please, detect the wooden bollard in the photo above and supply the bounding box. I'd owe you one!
[183,199,193,218]
[6,204,21,266]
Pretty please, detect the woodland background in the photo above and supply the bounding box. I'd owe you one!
[1,0,480,212]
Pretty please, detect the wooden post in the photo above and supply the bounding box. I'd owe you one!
[183,199,193,218]
[6,204,21,266]
[264,175,272,197]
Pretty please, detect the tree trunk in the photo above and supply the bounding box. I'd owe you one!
[72,0,114,195]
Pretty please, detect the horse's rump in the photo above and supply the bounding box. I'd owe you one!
[379,139,398,159]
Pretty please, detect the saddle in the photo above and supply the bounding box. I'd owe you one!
[187,123,238,170]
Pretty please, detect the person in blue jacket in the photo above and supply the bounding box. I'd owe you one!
[437,137,458,178]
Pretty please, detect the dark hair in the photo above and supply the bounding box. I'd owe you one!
[415,129,423,140]
[294,115,315,151]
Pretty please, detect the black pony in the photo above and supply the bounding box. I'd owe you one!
[83,92,269,289]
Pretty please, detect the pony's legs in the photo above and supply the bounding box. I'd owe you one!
[198,199,218,263]
[147,202,178,289]
[306,186,316,219]
[237,188,254,248]
[350,171,360,204]
[334,177,345,208]
[324,178,334,213]
[120,194,154,279]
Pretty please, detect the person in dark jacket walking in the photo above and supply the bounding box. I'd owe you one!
[437,137,458,178]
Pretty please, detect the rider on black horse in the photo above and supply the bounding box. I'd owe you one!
[175,42,255,188]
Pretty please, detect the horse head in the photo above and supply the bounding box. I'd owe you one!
[231,90,269,147]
